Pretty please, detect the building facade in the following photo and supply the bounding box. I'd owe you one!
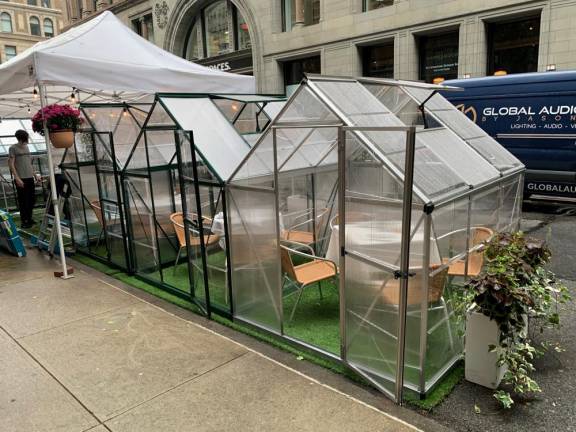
[0,0,68,64]
[68,0,576,93]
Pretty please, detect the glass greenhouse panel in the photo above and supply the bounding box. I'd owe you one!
[498,177,523,232]
[278,86,338,124]
[229,186,282,333]
[417,128,499,187]
[63,170,88,247]
[146,101,176,127]
[160,98,251,181]
[125,176,161,283]
[431,197,470,265]
[145,129,177,168]
[470,186,500,235]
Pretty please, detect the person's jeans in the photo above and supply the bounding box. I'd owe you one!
[15,177,36,225]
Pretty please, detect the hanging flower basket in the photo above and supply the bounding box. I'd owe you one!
[32,104,83,149]
[49,130,75,148]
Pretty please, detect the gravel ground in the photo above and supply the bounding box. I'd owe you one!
[426,201,576,432]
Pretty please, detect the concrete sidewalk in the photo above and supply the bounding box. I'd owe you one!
[0,249,447,432]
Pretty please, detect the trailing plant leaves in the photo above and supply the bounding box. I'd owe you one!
[464,231,571,409]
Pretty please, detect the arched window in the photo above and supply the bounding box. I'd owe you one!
[185,18,203,60]
[30,16,41,36]
[43,18,53,37]
[183,0,252,61]
[0,12,12,33]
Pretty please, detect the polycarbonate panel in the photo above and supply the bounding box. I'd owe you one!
[146,129,177,167]
[63,169,89,247]
[466,136,522,172]
[417,128,500,186]
[470,186,500,235]
[229,186,281,333]
[431,197,470,264]
[345,256,399,399]
[160,97,252,181]
[498,177,523,232]
[278,85,338,124]
[147,101,176,127]
[232,128,275,182]
[125,176,161,282]
[102,201,126,268]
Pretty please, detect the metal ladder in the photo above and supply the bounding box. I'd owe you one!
[37,182,72,256]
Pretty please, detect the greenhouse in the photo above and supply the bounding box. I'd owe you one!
[60,74,524,403]
[226,75,524,402]
[61,94,283,313]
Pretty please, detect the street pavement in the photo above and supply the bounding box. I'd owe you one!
[428,202,576,432]
[0,249,446,432]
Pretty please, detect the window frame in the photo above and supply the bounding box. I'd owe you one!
[5,45,17,61]
[30,16,42,36]
[43,17,54,37]
[418,30,460,83]
[0,12,13,33]
[363,0,394,12]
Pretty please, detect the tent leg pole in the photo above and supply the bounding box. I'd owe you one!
[39,84,73,279]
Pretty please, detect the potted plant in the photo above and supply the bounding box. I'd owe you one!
[32,104,83,149]
[464,231,570,408]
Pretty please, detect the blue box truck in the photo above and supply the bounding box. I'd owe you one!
[443,71,576,201]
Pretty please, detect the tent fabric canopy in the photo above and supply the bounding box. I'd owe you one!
[0,11,255,119]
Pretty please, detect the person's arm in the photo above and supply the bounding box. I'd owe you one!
[8,148,24,188]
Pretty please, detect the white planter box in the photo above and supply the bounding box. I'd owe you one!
[465,310,506,389]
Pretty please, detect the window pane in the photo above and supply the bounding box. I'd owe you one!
[5,46,16,60]
[487,16,540,75]
[44,18,54,37]
[185,19,203,60]
[1,13,12,33]
[419,31,459,83]
[42,0,51,7]
[362,43,394,78]
[204,0,231,57]
[30,17,41,36]
[236,11,251,50]
[364,0,394,11]
[283,55,321,87]
[27,0,38,5]
[283,0,320,30]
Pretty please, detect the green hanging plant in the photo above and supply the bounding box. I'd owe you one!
[466,231,571,408]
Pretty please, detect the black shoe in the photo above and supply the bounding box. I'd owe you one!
[29,219,36,225]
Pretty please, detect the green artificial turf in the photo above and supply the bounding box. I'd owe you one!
[71,252,464,410]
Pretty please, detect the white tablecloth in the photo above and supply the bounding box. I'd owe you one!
[326,220,441,274]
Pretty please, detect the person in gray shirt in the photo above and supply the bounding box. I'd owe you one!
[8,130,37,228]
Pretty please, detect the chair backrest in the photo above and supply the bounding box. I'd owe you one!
[427,265,449,303]
[469,227,494,269]
[90,200,104,227]
[170,212,186,248]
[280,246,298,281]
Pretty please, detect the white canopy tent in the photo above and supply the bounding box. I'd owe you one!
[0,11,256,277]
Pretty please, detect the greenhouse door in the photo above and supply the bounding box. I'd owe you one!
[339,126,417,403]
[92,131,129,269]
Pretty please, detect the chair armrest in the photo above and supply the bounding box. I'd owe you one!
[281,244,338,273]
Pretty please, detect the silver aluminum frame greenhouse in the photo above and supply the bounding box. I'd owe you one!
[62,76,524,404]
[226,75,524,403]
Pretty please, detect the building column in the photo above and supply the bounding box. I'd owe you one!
[294,0,305,27]
[82,0,93,17]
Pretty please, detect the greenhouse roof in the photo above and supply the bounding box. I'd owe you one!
[231,75,524,204]
[159,96,255,182]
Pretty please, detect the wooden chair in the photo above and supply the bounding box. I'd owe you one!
[283,207,330,246]
[444,227,494,277]
[280,243,338,322]
[376,265,454,349]
[170,212,220,274]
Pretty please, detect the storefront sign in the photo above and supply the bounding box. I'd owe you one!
[199,51,252,73]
